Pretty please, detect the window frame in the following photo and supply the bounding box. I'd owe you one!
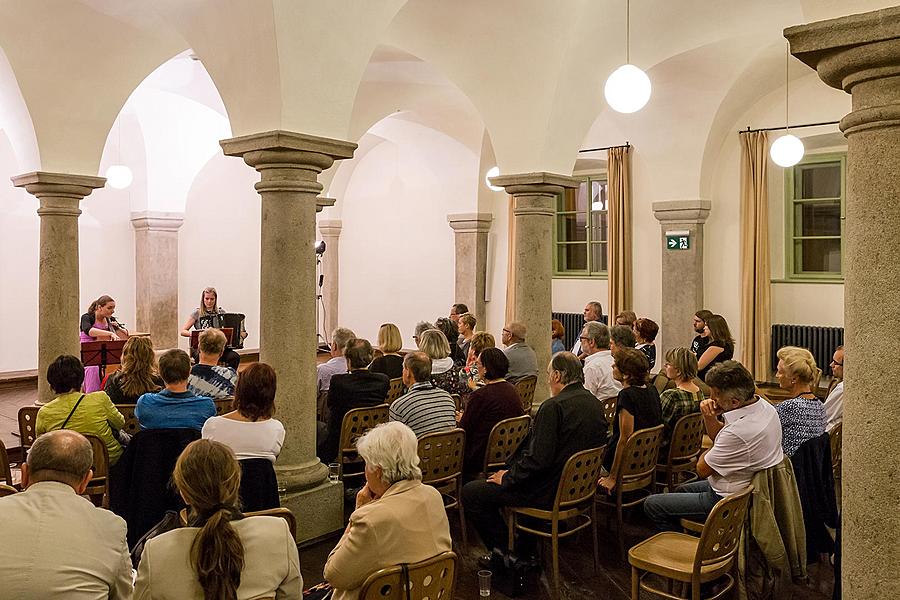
[553,175,609,279]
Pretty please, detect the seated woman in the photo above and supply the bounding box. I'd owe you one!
[435,317,466,365]
[36,355,125,465]
[180,287,247,371]
[324,422,451,600]
[456,312,476,358]
[369,323,404,380]
[658,347,703,457]
[774,346,826,457]
[202,363,285,463]
[419,329,465,396]
[104,337,163,404]
[80,295,129,392]
[633,318,659,369]
[461,331,496,386]
[697,314,735,382]
[458,348,524,477]
[551,319,566,355]
[599,348,662,493]
[134,439,301,598]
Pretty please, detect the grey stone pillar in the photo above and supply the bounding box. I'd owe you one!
[130,211,184,350]
[221,131,356,542]
[12,172,105,403]
[651,200,711,356]
[447,212,493,325]
[317,218,342,339]
[491,173,580,404]
[787,8,900,599]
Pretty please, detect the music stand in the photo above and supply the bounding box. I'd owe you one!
[81,340,127,382]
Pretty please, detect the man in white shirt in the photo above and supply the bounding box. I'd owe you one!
[581,321,621,400]
[644,360,784,531]
[0,430,133,599]
[501,321,538,382]
[824,345,844,432]
[571,301,603,357]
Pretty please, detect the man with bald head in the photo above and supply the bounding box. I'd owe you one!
[0,430,133,599]
[501,322,538,382]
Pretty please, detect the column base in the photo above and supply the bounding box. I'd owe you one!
[280,479,345,543]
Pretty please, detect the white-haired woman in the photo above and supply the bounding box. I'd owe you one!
[323,422,452,600]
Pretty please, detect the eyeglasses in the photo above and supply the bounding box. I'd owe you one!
[578,336,589,341]
[830,359,843,366]
[502,329,511,335]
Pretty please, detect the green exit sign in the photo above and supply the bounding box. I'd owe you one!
[666,232,690,250]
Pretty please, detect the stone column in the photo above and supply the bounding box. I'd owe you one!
[447,213,493,324]
[786,8,900,598]
[130,211,184,350]
[221,131,356,542]
[490,173,580,404]
[317,218,342,339]
[651,200,711,355]
[11,172,105,403]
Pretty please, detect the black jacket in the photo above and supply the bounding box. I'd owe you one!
[790,432,838,557]
[322,369,389,462]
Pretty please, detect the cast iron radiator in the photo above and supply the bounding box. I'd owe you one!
[552,312,609,352]
[770,324,844,376]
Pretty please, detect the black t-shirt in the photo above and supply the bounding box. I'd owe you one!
[369,354,404,380]
[691,334,709,360]
[603,385,662,470]
[698,341,735,382]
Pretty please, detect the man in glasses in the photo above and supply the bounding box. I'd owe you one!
[824,345,844,432]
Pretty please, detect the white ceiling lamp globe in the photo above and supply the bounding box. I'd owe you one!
[604,64,651,114]
[105,165,133,190]
[485,166,503,192]
[769,134,805,167]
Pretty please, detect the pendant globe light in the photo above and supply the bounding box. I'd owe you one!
[105,117,133,190]
[485,166,503,192]
[770,42,805,168]
[604,0,651,114]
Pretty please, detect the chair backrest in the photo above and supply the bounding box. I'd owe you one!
[514,375,538,413]
[617,425,665,493]
[0,483,18,497]
[0,438,13,486]
[666,412,704,464]
[358,551,457,600]
[339,404,390,456]
[239,458,280,513]
[17,406,39,448]
[418,429,465,487]
[118,403,140,435]
[83,434,110,506]
[386,378,405,404]
[214,397,234,416]
[601,396,618,425]
[483,415,532,474]
[553,446,606,510]
[695,486,753,571]
[243,507,297,540]
[829,422,842,474]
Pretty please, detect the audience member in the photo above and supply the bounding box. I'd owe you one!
[320,339,390,462]
[458,348,525,477]
[390,352,457,437]
[457,312,477,358]
[824,345,844,432]
[775,346,826,457]
[551,319,566,354]
[413,320,434,351]
[572,301,603,357]
[136,349,215,431]
[462,352,606,560]
[609,324,636,354]
[697,314,734,381]
[435,317,466,365]
[644,360,783,531]
[501,321,539,382]
[633,318,659,369]
[614,310,637,328]
[599,348,662,492]
[659,347,703,456]
[104,336,163,404]
[690,309,714,361]
[202,362,285,463]
[462,331,497,387]
[317,327,356,397]
[134,439,301,598]
[581,321,621,400]
[36,354,126,465]
[449,303,469,324]
[188,328,238,399]
[0,430,133,599]
[369,323,404,380]
[419,328,465,396]
[324,423,451,600]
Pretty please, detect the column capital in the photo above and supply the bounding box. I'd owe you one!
[652,199,711,224]
[318,219,343,237]
[12,171,106,216]
[447,212,493,233]
[130,211,185,232]
[316,196,336,213]
[490,171,580,196]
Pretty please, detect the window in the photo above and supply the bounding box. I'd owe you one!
[554,177,608,276]
[785,153,845,279]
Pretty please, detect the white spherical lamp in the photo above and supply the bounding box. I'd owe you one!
[604,64,651,114]
[769,134,805,168]
[485,166,503,192]
[105,165,133,190]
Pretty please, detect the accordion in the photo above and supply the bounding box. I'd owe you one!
[197,312,246,349]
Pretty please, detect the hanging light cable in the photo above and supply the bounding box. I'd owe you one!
[770,42,805,167]
[604,0,651,113]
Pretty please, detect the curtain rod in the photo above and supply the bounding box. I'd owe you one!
[578,142,631,153]
[740,120,840,134]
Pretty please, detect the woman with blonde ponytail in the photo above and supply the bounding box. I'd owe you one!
[774,346,826,457]
[134,440,301,599]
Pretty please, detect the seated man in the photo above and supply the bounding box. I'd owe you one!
[316,327,356,419]
[581,321,622,401]
[572,301,603,358]
[501,321,538,382]
[187,328,238,399]
[389,351,457,438]
[824,345,844,432]
[644,360,784,531]
[0,430,133,598]
[319,338,390,462]
[462,352,606,559]
[136,349,216,431]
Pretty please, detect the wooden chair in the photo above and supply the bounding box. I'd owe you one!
[0,483,18,497]
[17,406,39,450]
[385,377,405,404]
[595,424,665,560]
[829,422,842,481]
[337,404,390,484]
[601,396,618,426]
[0,437,15,488]
[358,551,458,600]
[628,486,753,600]
[482,415,531,475]
[180,506,297,540]
[507,446,605,599]
[418,429,467,550]
[514,375,538,413]
[117,403,141,436]
[214,397,234,415]
[84,434,110,508]
[656,412,704,492]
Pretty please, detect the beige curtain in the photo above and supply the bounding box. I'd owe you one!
[739,131,771,380]
[505,195,517,325]
[607,146,633,321]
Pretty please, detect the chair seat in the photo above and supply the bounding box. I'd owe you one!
[629,532,731,582]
